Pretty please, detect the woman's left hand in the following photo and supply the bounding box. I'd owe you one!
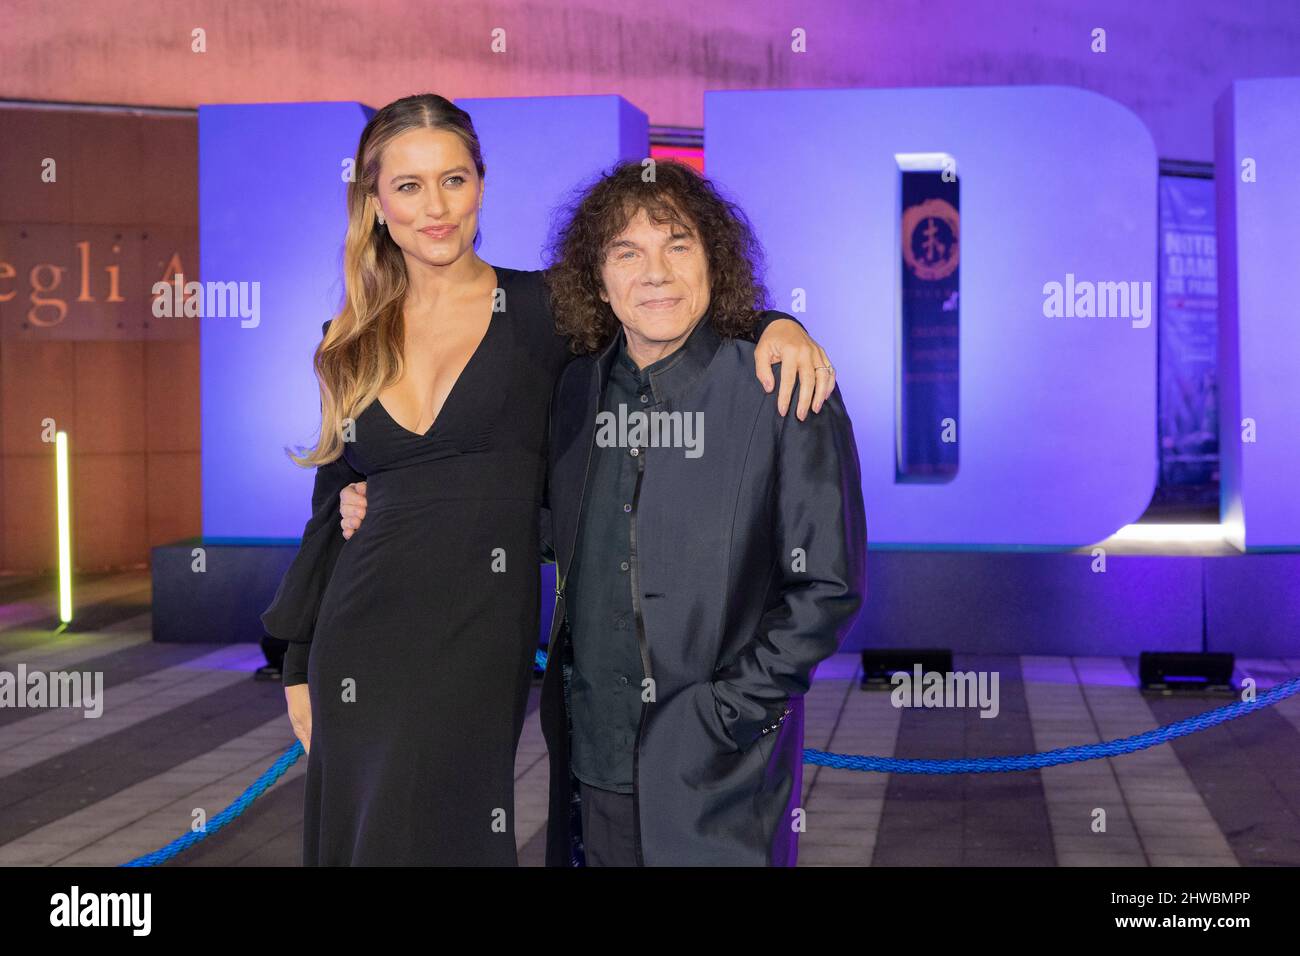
[753,318,836,420]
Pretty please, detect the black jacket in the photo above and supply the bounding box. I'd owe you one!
[540,312,867,866]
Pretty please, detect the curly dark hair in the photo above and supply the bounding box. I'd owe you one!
[543,159,770,354]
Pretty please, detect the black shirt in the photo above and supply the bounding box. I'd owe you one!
[566,329,657,793]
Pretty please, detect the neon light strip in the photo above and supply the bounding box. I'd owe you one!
[56,431,72,623]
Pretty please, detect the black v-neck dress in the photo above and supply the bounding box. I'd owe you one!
[262,265,572,865]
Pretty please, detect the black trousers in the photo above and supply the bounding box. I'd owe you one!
[578,780,640,866]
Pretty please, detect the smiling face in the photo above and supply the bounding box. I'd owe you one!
[369,127,483,268]
[598,204,711,366]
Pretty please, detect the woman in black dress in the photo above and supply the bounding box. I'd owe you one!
[261,93,835,865]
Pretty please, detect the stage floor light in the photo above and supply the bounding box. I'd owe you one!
[1089,522,1236,556]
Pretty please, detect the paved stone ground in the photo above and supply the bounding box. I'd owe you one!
[1,571,1297,867]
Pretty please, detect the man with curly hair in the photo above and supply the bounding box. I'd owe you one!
[539,159,867,866]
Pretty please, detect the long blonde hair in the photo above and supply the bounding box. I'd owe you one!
[291,93,486,466]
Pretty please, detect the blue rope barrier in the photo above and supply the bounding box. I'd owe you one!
[806,674,1300,773]
[122,741,305,867]
[120,655,1300,866]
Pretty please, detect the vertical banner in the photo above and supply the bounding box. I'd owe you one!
[1157,173,1219,502]
[897,155,960,481]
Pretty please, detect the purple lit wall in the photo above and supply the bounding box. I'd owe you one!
[200,96,647,541]
[455,95,648,269]
[11,2,1300,165]
[1214,78,1300,551]
[706,86,1159,548]
[199,102,373,540]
